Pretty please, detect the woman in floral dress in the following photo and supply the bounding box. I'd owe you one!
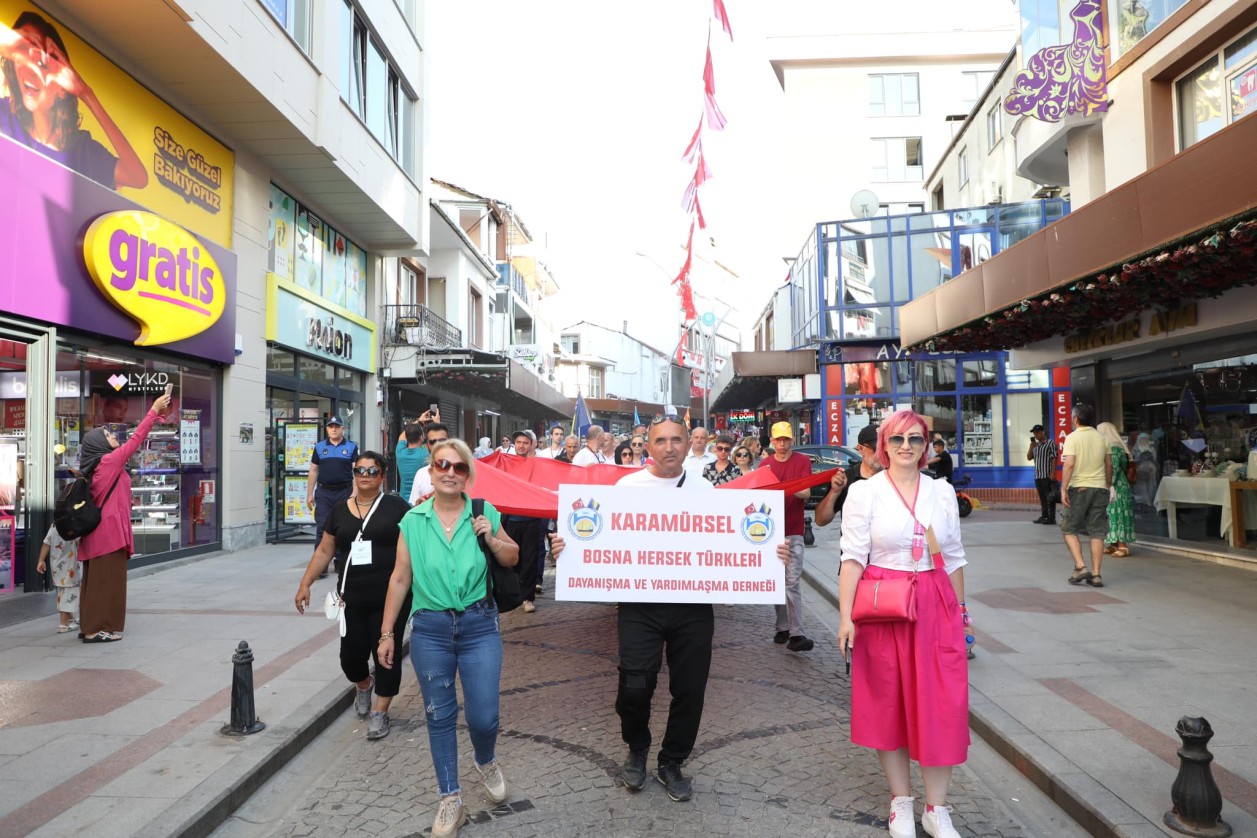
[1097,423,1135,557]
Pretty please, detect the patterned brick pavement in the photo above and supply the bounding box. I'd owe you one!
[264,599,1028,838]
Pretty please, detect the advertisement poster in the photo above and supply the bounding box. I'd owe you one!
[0,443,15,508]
[284,476,313,524]
[268,183,295,280]
[555,484,786,605]
[0,1,234,245]
[284,422,318,473]
[179,409,201,465]
[2,399,23,429]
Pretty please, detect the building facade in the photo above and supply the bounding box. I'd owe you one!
[902,1,1257,553]
[0,0,426,591]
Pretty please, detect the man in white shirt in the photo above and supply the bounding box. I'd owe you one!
[536,425,565,459]
[407,423,450,504]
[682,426,715,476]
[571,425,606,466]
[611,414,713,803]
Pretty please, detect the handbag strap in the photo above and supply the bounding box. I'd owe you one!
[77,468,122,507]
[472,498,496,600]
[340,494,383,596]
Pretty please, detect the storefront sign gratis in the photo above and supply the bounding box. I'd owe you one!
[83,211,227,347]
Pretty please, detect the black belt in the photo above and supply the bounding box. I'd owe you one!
[318,482,351,490]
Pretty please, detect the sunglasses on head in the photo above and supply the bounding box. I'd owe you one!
[888,434,927,449]
[353,466,382,476]
[650,412,682,425]
[432,458,470,477]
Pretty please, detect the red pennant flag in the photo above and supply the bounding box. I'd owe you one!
[713,0,733,39]
[682,117,703,163]
[671,224,699,322]
[694,190,707,230]
[704,90,728,131]
[703,39,718,97]
[682,177,698,214]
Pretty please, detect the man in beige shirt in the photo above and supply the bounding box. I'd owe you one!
[1059,403,1113,587]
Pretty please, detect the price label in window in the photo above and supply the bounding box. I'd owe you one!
[180,409,201,465]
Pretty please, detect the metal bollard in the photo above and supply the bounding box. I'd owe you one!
[1164,716,1230,837]
[220,640,267,736]
[803,515,816,547]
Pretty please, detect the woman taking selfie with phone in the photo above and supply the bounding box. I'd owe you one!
[76,391,172,642]
[378,438,519,838]
[294,451,411,741]
[835,410,970,838]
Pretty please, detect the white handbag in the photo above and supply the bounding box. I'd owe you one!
[322,495,381,638]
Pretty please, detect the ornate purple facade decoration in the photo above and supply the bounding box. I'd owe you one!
[1005,0,1109,123]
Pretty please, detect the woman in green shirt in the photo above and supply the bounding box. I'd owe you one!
[378,438,519,838]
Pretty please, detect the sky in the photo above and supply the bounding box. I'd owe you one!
[425,0,1019,355]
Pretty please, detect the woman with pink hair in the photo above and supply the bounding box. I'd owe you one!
[836,410,970,838]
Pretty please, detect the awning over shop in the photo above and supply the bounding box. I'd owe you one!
[394,350,572,420]
[710,349,817,412]
[900,115,1257,353]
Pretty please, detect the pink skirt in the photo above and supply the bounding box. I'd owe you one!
[850,559,969,766]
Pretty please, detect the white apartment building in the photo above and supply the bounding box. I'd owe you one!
[766,0,1018,236]
[0,0,426,586]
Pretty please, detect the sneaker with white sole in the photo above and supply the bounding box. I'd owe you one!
[476,759,508,804]
[888,795,917,838]
[354,678,373,718]
[922,805,960,838]
[430,794,467,838]
[366,711,390,740]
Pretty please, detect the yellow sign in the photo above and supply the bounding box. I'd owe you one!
[0,2,234,244]
[82,211,226,346]
[1063,303,1198,354]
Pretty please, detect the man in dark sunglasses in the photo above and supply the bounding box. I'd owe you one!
[407,423,450,505]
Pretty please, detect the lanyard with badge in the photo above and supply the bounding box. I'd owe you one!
[348,494,384,568]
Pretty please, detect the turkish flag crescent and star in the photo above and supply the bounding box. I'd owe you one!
[466,453,839,518]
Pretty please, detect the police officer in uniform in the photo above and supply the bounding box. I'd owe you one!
[307,416,358,576]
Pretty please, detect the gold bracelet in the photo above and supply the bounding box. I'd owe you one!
[378,632,394,643]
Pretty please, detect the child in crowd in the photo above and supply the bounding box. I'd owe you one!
[37,526,80,633]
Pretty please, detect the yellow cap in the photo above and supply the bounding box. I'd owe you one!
[770,421,793,440]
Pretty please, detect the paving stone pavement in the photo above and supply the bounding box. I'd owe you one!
[252,596,1029,838]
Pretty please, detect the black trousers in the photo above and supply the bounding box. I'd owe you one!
[616,602,714,765]
[1035,477,1058,520]
[503,516,545,603]
[340,595,411,696]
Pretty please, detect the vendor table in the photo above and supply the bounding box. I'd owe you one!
[1154,476,1257,547]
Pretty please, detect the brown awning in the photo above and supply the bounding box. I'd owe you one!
[710,349,817,412]
[730,350,817,377]
[900,115,1257,352]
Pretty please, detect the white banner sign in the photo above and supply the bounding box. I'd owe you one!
[556,484,786,605]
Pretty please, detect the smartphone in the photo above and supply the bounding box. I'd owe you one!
[165,383,174,398]
[429,403,439,413]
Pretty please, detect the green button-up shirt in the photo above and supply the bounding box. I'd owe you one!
[399,494,502,613]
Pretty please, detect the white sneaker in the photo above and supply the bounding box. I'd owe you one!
[922,805,961,838]
[354,678,373,718]
[889,795,917,838]
[431,794,467,838]
[476,758,509,803]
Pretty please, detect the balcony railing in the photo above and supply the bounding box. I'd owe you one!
[495,262,529,301]
[383,303,463,349]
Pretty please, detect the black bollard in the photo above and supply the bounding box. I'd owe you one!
[1164,716,1230,837]
[803,515,815,547]
[221,640,267,736]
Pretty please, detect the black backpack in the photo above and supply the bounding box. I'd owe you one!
[472,498,525,613]
[53,471,121,540]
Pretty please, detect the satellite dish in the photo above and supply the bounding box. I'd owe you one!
[850,189,881,219]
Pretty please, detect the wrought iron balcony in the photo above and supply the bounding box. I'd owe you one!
[383,304,463,349]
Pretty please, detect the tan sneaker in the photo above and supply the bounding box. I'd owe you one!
[431,794,466,838]
[476,759,508,803]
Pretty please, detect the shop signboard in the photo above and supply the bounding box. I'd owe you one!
[2,400,24,429]
[0,372,81,399]
[0,1,234,245]
[180,409,201,465]
[266,274,376,374]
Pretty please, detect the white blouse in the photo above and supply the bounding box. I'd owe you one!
[838,471,967,574]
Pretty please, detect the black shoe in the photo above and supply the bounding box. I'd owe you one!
[786,635,814,652]
[773,630,790,645]
[655,762,693,802]
[622,749,648,791]
[1032,516,1047,524]
[1045,517,1056,525]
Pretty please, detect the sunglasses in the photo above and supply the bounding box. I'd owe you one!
[715,445,731,452]
[888,434,928,449]
[426,436,449,446]
[734,451,751,458]
[432,458,470,477]
[630,442,643,447]
[353,466,382,476]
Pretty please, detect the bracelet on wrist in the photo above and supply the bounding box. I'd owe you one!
[378,632,394,643]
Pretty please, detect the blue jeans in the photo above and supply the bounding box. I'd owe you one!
[410,600,503,796]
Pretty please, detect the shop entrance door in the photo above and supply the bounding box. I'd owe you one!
[0,318,56,594]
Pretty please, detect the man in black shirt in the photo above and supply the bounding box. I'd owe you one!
[814,425,874,527]
[928,438,954,482]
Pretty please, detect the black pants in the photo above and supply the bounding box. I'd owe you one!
[616,602,714,765]
[341,595,411,696]
[1035,477,1058,520]
[503,516,545,603]
[314,484,353,532]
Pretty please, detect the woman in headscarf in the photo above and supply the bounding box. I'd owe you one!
[77,392,172,642]
[1097,422,1135,558]
[473,437,493,459]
